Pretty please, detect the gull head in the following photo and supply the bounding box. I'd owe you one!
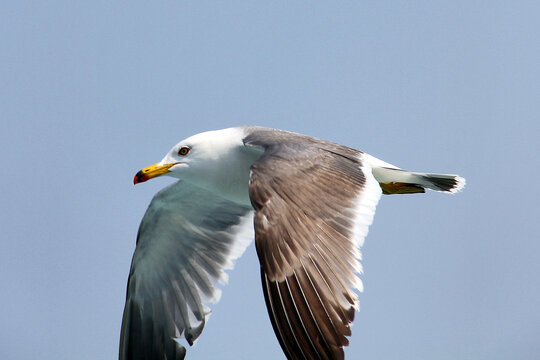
[134,127,248,186]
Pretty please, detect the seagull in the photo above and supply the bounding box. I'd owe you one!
[120,126,465,360]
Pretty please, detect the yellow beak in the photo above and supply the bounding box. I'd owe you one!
[133,162,178,184]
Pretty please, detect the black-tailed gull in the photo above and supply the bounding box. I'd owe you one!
[120,126,465,360]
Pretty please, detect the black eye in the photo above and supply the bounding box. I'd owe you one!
[178,146,190,156]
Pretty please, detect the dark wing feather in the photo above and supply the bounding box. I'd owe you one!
[120,181,253,360]
[247,138,382,360]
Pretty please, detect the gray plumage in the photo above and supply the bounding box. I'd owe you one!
[120,182,252,360]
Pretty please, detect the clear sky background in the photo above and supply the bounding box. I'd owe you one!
[2,2,539,360]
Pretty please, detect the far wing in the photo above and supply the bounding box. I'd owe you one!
[120,181,253,360]
[249,144,382,360]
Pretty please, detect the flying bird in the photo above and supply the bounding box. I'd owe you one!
[120,126,465,360]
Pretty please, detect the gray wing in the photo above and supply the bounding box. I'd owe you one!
[246,135,382,360]
[120,181,253,360]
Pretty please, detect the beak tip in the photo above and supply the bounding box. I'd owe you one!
[133,171,148,185]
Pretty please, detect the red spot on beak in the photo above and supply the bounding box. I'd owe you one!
[133,171,149,185]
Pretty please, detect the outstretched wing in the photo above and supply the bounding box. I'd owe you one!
[248,141,382,360]
[120,181,253,360]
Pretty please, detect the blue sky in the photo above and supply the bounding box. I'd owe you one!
[1,2,539,359]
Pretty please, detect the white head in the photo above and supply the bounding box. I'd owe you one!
[134,127,261,203]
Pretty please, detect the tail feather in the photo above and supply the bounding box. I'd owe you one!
[420,173,466,193]
[362,153,465,195]
[370,166,465,195]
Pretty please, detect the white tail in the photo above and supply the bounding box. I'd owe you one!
[364,154,465,195]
